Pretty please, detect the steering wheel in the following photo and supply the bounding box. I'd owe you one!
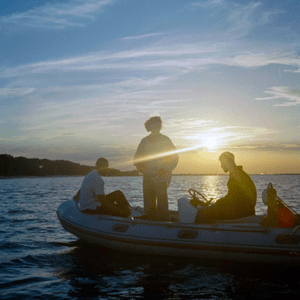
[188,189,213,207]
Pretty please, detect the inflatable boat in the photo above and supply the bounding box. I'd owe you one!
[57,184,300,266]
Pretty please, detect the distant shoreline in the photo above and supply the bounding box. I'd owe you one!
[1,154,299,178]
[173,173,300,176]
[1,173,299,180]
[0,154,138,178]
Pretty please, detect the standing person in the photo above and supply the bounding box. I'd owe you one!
[73,157,131,218]
[134,116,179,221]
[195,152,257,223]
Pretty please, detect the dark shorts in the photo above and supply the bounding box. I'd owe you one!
[82,190,131,218]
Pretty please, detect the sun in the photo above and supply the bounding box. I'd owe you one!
[202,137,219,151]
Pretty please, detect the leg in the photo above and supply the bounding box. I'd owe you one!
[106,190,131,208]
[155,181,168,212]
[154,180,170,221]
[143,175,157,214]
[101,190,131,217]
[194,205,220,224]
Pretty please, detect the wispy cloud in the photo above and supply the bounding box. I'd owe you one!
[227,142,300,152]
[0,87,36,97]
[0,0,116,30]
[118,76,171,88]
[162,119,279,144]
[190,0,224,9]
[188,0,277,40]
[8,94,190,142]
[218,53,300,70]
[216,126,280,141]
[121,32,167,40]
[256,86,300,106]
[1,0,298,81]
[164,118,215,137]
[2,47,299,82]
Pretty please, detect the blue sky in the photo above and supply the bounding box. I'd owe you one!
[1,0,299,174]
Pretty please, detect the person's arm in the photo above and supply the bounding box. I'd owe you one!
[214,177,240,208]
[134,140,148,173]
[215,189,239,208]
[214,173,256,219]
[161,137,179,172]
[135,163,148,173]
[163,152,179,172]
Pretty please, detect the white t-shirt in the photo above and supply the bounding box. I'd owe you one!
[78,169,105,211]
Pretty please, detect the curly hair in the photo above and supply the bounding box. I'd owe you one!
[144,116,162,132]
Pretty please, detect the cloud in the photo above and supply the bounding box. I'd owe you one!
[2,43,299,81]
[219,126,280,140]
[227,142,300,152]
[0,0,298,79]
[190,0,224,8]
[10,93,191,143]
[164,118,215,133]
[256,86,300,106]
[0,87,36,97]
[0,0,116,30]
[118,76,171,88]
[0,42,219,78]
[121,32,167,40]
[218,53,300,69]
[188,0,277,40]
[162,119,279,143]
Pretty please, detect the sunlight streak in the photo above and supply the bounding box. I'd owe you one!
[123,143,217,167]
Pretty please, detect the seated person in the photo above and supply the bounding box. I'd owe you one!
[195,152,257,223]
[73,157,131,218]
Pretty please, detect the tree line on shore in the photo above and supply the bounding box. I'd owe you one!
[0,154,139,177]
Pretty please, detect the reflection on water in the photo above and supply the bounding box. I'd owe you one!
[1,175,300,299]
[53,241,300,300]
[201,175,224,201]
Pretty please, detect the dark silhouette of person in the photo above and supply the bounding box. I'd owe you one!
[134,116,179,221]
[195,152,257,223]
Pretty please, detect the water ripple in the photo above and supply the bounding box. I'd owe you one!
[0,175,299,299]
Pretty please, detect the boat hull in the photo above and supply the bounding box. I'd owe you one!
[57,200,300,265]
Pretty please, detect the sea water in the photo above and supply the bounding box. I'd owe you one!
[0,175,300,299]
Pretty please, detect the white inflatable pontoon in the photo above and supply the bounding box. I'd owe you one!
[57,184,300,266]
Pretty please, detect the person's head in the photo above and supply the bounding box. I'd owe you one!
[95,157,109,174]
[219,152,235,173]
[144,116,162,133]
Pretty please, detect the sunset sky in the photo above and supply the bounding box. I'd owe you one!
[1,0,299,174]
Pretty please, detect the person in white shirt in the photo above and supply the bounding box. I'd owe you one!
[73,158,131,217]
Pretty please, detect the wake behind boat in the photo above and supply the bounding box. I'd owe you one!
[57,183,300,266]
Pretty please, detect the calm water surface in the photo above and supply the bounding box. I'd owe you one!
[1,175,300,299]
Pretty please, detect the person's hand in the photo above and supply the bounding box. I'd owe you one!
[157,168,168,178]
[136,163,147,173]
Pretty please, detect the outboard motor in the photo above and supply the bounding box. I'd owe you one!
[262,182,297,228]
